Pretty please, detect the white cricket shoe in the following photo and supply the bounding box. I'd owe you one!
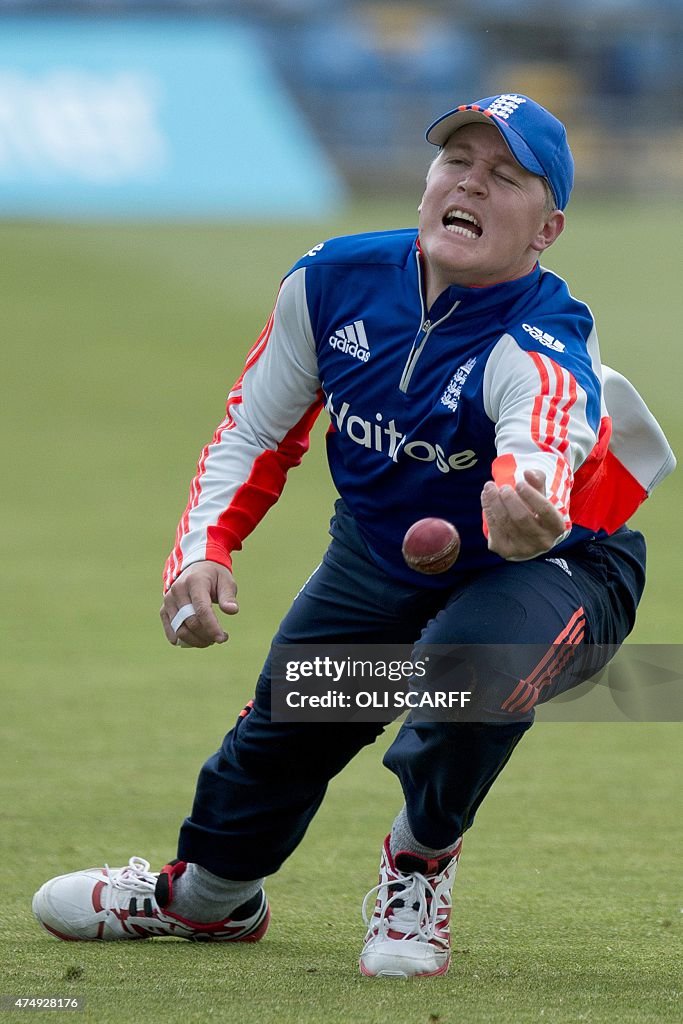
[32,857,269,942]
[359,835,462,978]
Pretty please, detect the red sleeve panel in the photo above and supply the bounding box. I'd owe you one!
[163,268,322,591]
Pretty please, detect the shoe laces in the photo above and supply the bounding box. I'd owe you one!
[362,870,442,945]
[101,857,159,916]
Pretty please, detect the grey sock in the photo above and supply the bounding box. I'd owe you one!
[390,806,457,861]
[169,863,264,923]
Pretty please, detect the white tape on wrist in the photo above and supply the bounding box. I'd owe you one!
[171,603,196,633]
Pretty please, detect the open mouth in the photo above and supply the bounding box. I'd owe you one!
[442,208,482,239]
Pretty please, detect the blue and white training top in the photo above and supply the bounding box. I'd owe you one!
[164,229,675,590]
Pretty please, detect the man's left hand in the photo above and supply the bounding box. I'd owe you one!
[481,469,567,561]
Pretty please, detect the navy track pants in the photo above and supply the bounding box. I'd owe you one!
[177,501,646,879]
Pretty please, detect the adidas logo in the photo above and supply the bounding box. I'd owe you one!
[522,323,565,353]
[329,321,370,363]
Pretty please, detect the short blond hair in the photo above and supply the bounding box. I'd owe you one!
[541,178,557,214]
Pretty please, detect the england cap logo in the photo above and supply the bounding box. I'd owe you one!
[425,93,574,211]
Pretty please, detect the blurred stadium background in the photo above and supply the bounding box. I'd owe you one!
[0,0,682,216]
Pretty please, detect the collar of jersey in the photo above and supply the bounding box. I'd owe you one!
[413,241,542,321]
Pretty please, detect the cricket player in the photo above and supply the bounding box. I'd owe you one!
[33,94,675,977]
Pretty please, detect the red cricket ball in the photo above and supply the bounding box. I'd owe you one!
[401,518,461,575]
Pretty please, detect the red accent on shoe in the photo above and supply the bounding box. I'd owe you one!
[41,922,82,942]
[393,836,463,877]
[160,902,270,940]
[155,860,187,907]
[91,880,105,913]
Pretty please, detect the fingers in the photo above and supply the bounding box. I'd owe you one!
[522,468,546,493]
[160,562,238,648]
[217,575,239,615]
[188,577,229,642]
[160,605,178,645]
[481,477,566,560]
[170,604,197,633]
[160,597,215,648]
[516,477,565,534]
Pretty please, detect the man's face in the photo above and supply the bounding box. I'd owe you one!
[418,122,564,298]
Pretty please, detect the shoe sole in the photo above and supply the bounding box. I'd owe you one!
[359,958,450,978]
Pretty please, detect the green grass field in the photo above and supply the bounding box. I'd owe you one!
[2,201,681,1023]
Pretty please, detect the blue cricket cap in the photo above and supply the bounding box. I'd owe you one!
[425,93,574,211]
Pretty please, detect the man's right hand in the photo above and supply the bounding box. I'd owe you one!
[160,561,239,648]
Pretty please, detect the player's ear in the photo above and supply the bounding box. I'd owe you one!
[531,210,565,253]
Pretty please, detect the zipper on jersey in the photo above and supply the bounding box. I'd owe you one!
[399,251,460,393]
